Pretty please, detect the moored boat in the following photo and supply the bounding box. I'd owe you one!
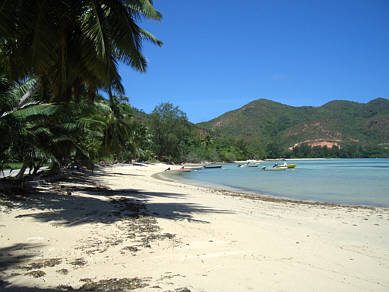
[204,164,222,169]
[238,161,260,167]
[273,162,296,169]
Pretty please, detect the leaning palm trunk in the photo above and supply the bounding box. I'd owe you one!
[15,160,29,180]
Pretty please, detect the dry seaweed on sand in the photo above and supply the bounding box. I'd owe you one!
[20,258,62,270]
[69,258,87,267]
[56,268,69,275]
[24,270,46,278]
[56,284,74,290]
[79,277,149,291]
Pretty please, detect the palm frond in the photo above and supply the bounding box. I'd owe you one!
[11,103,58,120]
[139,28,163,47]
[127,0,162,21]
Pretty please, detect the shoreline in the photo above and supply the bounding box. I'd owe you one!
[1,163,389,291]
[155,171,381,210]
[157,165,388,210]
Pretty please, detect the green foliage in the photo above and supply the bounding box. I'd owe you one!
[200,98,389,158]
[2,0,388,178]
[0,1,164,179]
[0,0,162,102]
[149,103,192,162]
[289,143,389,158]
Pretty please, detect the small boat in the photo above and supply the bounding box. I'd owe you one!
[273,162,296,169]
[238,161,260,168]
[262,166,287,171]
[203,164,222,169]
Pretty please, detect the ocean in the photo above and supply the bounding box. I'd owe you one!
[168,158,389,207]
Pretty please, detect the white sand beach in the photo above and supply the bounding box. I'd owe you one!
[1,163,389,291]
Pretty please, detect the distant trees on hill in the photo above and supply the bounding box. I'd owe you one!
[288,143,389,159]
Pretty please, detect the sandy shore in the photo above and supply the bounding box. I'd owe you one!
[1,163,389,291]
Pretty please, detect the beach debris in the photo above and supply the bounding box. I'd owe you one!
[111,197,146,217]
[121,246,138,253]
[163,288,191,292]
[24,270,46,278]
[79,277,149,291]
[9,272,21,277]
[77,202,178,253]
[56,268,69,275]
[69,258,87,267]
[175,288,191,292]
[56,284,74,290]
[21,258,62,270]
[158,273,185,281]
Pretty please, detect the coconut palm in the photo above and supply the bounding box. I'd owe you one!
[0,1,163,178]
[77,95,136,159]
[0,0,162,103]
[0,76,60,178]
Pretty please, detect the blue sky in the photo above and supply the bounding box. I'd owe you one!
[119,0,389,123]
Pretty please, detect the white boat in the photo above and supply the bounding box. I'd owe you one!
[238,161,260,168]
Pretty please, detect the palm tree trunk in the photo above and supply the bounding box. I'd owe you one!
[32,160,44,175]
[15,160,29,180]
[88,86,96,103]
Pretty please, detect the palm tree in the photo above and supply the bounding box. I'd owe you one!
[0,76,60,178]
[0,0,162,103]
[77,95,135,159]
[0,1,163,178]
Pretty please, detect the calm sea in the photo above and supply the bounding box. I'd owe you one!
[168,159,389,207]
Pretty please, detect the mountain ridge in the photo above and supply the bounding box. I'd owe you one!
[198,97,389,149]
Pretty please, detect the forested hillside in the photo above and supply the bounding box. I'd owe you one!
[199,98,389,157]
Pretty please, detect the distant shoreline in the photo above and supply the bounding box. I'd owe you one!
[154,163,388,210]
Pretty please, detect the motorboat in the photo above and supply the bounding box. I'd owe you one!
[273,162,296,169]
[238,161,260,168]
[203,164,222,169]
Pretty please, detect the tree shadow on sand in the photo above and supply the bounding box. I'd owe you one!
[0,169,226,291]
[0,243,44,272]
[5,182,230,226]
[0,244,63,291]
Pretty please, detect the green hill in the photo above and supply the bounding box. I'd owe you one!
[198,98,389,150]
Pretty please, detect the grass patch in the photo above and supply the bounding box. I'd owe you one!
[5,163,23,169]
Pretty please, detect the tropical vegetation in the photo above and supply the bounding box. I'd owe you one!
[1,1,388,182]
[0,0,163,179]
[200,98,389,159]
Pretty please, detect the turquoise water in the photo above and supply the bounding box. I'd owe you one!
[171,159,389,207]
